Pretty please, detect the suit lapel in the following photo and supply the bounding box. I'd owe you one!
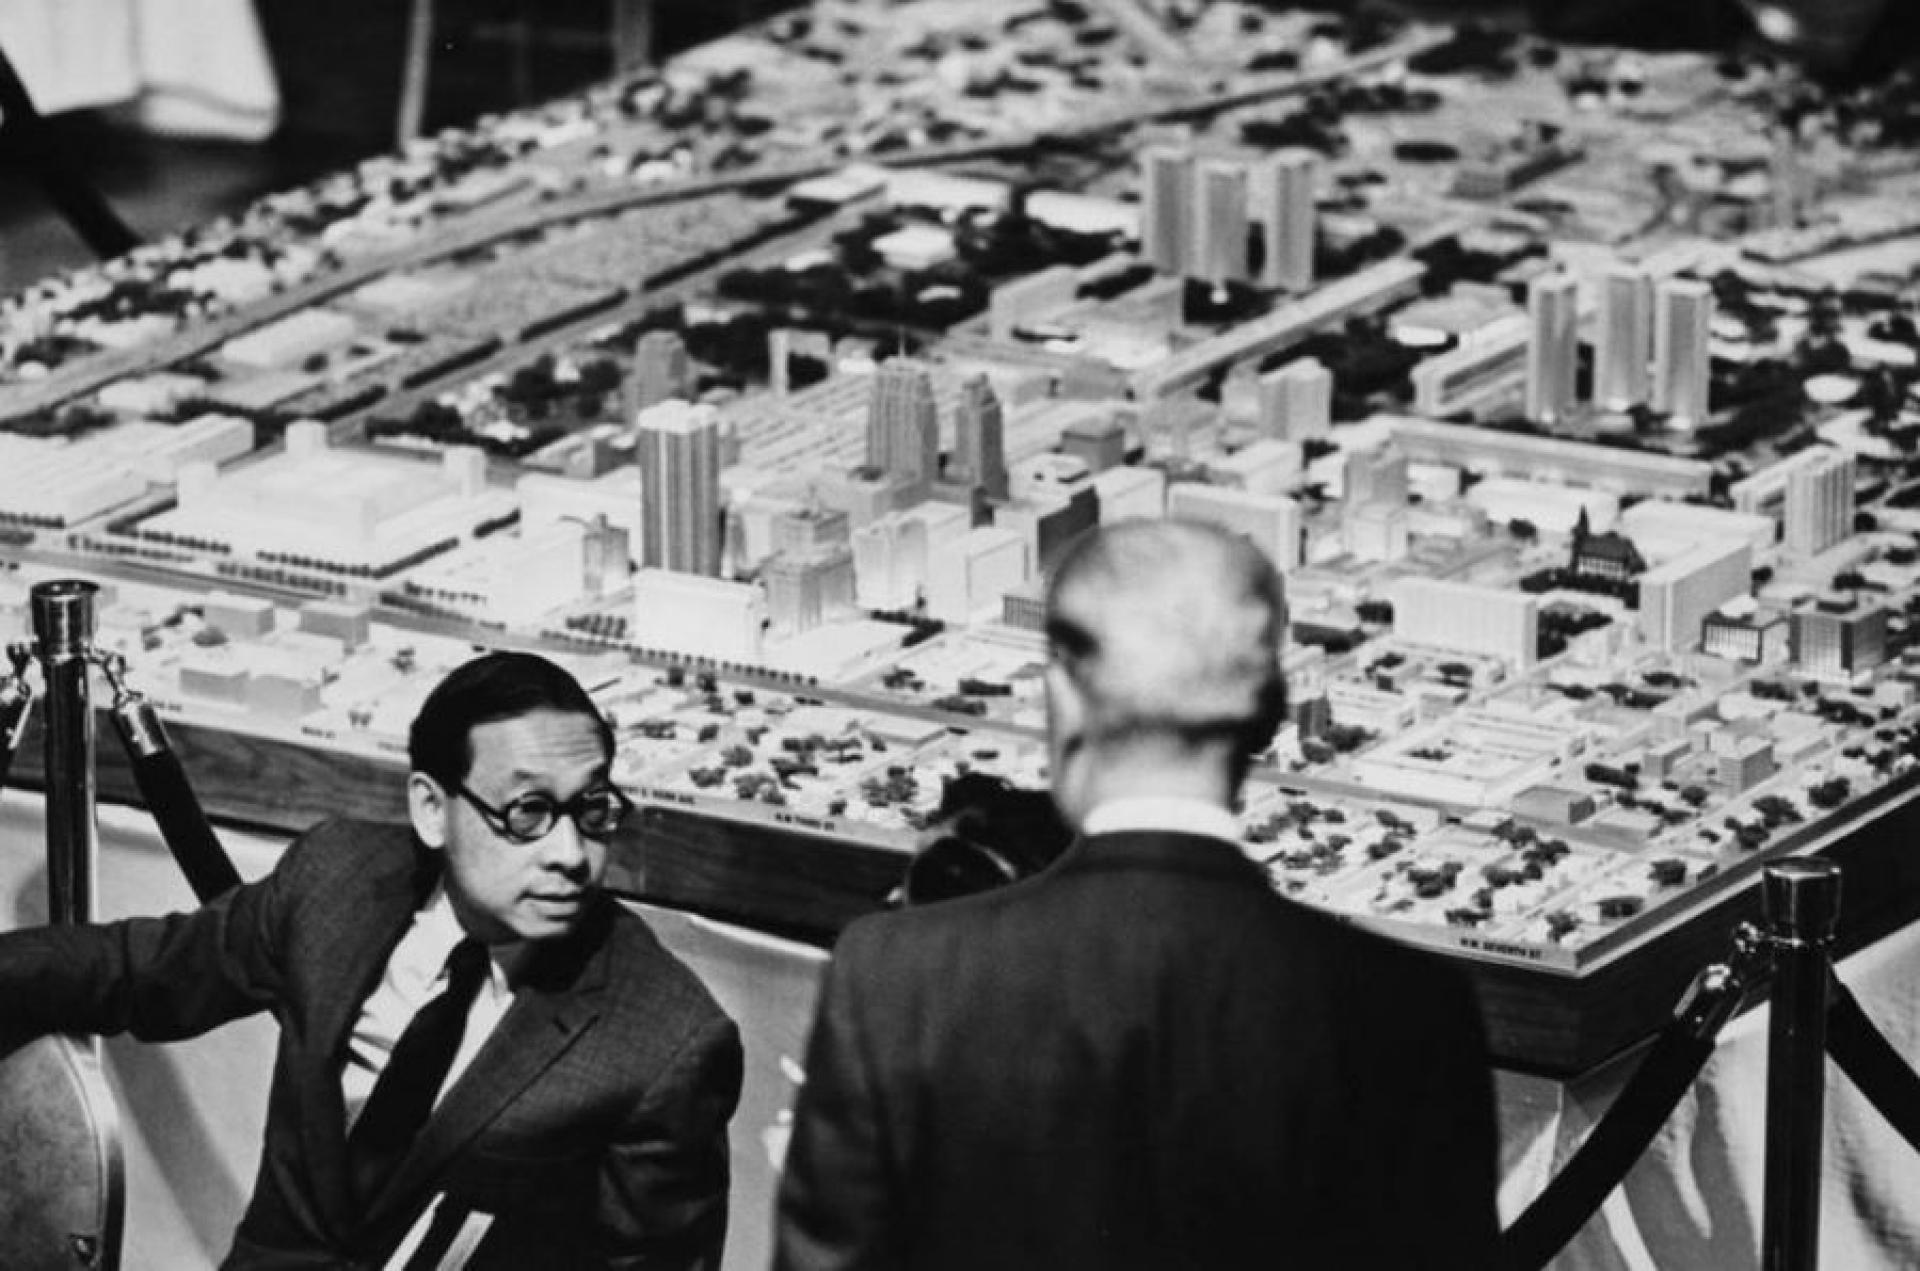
[362,901,613,1234]
[304,842,434,1237]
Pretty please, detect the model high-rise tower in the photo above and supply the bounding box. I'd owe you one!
[769,327,833,396]
[1194,158,1249,286]
[1345,444,1408,508]
[1594,263,1653,411]
[631,330,693,415]
[950,374,1009,501]
[1652,279,1714,430]
[1524,273,1579,425]
[1257,358,1332,440]
[1140,145,1195,276]
[866,359,941,496]
[1784,447,1854,557]
[636,399,722,575]
[1258,150,1317,291]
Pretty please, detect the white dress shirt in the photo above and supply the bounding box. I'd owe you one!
[341,890,517,1132]
[1080,796,1244,847]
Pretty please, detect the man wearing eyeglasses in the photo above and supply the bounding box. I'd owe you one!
[0,650,743,1269]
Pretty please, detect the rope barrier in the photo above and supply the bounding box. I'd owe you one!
[1498,864,1920,1271]
[1496,928,1767,1271]
[102,667,241,904]
[1494,1027,1719,1271]
[16,572,1920,1270]
[1827,977,1920,1157]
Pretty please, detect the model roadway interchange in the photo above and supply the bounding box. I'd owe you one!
[5,0,1920,982]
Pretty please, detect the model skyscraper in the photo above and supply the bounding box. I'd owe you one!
[1258,150,1317,291]
[636,398,722,575]
[1525,273,1579,425]
[631,330,693,415]
[1652,280,1714,430]
[1257,358,1332,440]
[1783,447,1855,557]
[1140,145,1195,275]
[866,358,941,497]
[1194,158,1250,286]
[949,374,1009,501]
[1594,264,1653,411]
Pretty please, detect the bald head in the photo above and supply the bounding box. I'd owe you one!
[1045,520,1288,750]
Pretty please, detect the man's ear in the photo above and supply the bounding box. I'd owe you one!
[408,773,450,850]
[1043,661,1092,830]
[1043,661,1090,788]
[1242,675,1289,761]
[1043,662,1085,754]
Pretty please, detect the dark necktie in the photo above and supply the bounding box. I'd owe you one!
[348,937,490,1207]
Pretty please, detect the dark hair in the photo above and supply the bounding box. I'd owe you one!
[408,651,613,786]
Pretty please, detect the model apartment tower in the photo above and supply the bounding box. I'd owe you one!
[1257,358,1332,440]
[1524,273,1579,425]
[1593,263,1652,411]
[1652,279,1714,429]
[1140,145,1195,275]
[1194,158,1250,286]
[631,330,693,415]
[1258,150,1317,291]
[1783,447,1855,557]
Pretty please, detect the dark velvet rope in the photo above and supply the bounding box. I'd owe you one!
[1495,1004,1730,1271]
[121,740,242,902]
[1501,962,1920,1271]
[1827,977,1920,1157]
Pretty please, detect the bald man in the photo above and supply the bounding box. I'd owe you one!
[773,521,1499,1271]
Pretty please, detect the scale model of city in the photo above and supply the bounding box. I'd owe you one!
[5,0,1920,971]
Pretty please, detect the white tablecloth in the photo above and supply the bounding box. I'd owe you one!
[1498,920,1920,1269]
[0,0,276,137]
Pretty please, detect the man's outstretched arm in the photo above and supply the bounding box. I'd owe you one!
[0,828,303,1048]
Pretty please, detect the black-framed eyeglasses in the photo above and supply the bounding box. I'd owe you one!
[450,781,634,844]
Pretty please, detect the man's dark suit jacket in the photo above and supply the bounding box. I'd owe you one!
[0,818,743,1269]
[774,830,1500,1271]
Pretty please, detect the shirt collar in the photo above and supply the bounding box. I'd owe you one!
[1080,796,1243,847]
[417,887,522,994]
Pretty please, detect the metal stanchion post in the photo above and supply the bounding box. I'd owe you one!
[30,580,99,927]
[1761,858,1842,1271]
